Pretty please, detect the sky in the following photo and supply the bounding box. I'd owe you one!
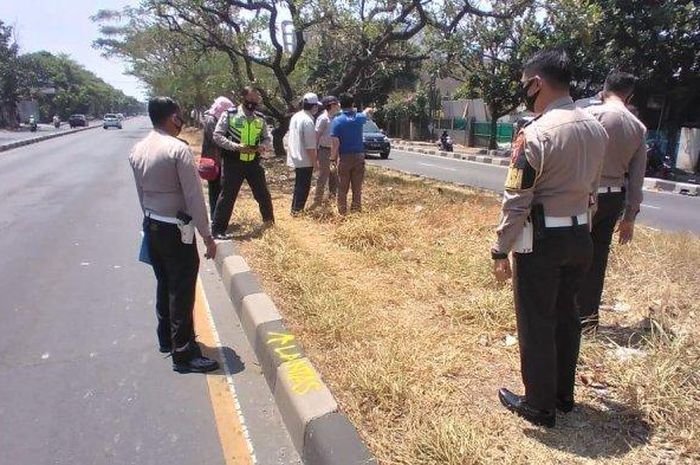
[0,0,145,100]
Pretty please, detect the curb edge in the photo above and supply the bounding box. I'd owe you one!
[214,241,377,465]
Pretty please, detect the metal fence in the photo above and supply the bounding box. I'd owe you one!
[437,118,514,145]
[473,122,514,144]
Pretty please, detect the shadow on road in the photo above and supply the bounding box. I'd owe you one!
[199,343,245,376]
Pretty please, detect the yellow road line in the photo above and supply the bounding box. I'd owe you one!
[194,280,256,465]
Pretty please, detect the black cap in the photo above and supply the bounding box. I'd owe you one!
[321,95,339,106]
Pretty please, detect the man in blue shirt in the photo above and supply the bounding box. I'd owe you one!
[330,93,374,215]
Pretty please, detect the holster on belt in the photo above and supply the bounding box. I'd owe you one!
[531,203,545,240]
[176,211,195,245]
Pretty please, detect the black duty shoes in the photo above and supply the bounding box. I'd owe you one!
[556,397,575,413]
[173,356,220,374]
[172,342,220,373]
[498,388,556,428]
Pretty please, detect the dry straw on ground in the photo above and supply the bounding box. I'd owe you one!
[184,129,700,465]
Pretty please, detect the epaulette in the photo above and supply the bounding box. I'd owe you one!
[521,114,541,130]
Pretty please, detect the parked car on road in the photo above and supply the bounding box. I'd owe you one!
[68,114,88,128]
[103,113,122,130]
[363,120,391,159]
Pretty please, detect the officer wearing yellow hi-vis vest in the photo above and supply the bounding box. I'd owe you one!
[212,86,274,239]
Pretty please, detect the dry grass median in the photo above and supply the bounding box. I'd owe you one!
[184,129,700,465]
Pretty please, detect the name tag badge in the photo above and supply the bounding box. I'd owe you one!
[513,218,534,254]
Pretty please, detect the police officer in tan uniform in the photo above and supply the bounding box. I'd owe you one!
[129,97,219,373]
[491,50,608,427]
[578,72,647,330]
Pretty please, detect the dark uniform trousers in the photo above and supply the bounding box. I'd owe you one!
[292,167,313,213]
[207,176,221,218]
[145,218,199,362]
[577,192,626,328]
[212,153,274,234]
[513,226,593,412]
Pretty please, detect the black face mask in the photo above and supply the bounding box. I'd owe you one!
[244,101,258,112]
[522,78,539,112]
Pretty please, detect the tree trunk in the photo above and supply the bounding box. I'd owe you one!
[272,116,290,158]
[489,112,498,150]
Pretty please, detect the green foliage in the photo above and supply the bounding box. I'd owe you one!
[92,1,505,155]
[382,87,429,122]
[301,28,422,108]
[1,18,141,127]
[432,0,699,147]
[93,9,238,113]
[0,20,20,127]
[16,51,142,121]
[440,1,540,148]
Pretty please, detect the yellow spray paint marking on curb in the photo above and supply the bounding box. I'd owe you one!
[267,332,323,395]
[194,280,255,465]
[284,359,324,395]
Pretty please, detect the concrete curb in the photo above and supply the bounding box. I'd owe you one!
[394,144,698,196]
[0,124,101,153]
[643,178,700,196]
[392,141,510,159]
[213,240,376,465]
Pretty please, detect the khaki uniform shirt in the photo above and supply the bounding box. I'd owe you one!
[129,129,211,239]
[494,97,608,254]
[588,101,647,221]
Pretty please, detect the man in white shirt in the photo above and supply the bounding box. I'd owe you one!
[287,92,320,215]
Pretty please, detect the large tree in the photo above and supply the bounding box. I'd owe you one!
[0,20,20,128]
[436,0,605,149]
[439,0,699,149]
[94,0,517,156]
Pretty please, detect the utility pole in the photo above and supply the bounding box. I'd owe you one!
[281,21,296,54]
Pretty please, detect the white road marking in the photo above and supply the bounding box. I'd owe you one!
[199,283,258,464]
[418,162,457,172]
[641,203,661,210]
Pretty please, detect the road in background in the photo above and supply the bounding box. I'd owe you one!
[369,150,700,234]
[0,122,102,145]
[0,117,299,465]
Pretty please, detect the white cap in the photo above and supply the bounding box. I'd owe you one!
[302,92,319,105]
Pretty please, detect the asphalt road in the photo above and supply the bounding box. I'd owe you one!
[368,150,700,235]
[0,122,99,145]
[0,117,299,465]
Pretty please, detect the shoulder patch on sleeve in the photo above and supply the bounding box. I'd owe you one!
[504,130,537,190]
